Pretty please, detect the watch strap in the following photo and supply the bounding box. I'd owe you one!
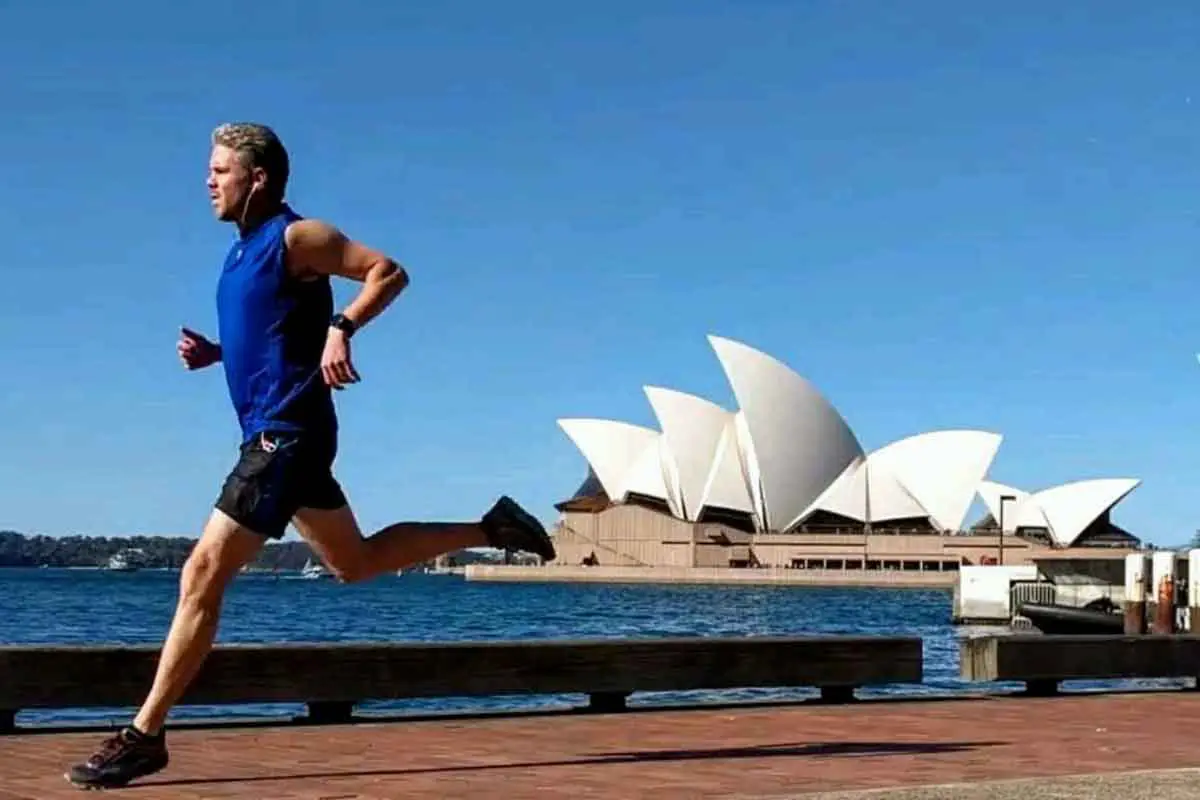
[330,313,357,337]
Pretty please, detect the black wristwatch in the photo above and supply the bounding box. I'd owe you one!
[330,313,357,338]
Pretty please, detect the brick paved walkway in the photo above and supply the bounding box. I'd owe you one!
[3,692,1199,798]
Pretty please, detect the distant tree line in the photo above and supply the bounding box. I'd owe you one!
[0,531,317,570]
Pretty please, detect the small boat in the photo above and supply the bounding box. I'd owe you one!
[298,558,330,580]
[1017,598,1123,635]
[106,551,142,572]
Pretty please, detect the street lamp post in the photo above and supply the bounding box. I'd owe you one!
[998,494,1016,565]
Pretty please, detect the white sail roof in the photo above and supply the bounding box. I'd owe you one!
[556,419,659,501]
[867,430,1002,530]
[708,335,863,531]
[556,334,1136,541]
[807,430,999,528]
[644,386,735,520]
[978,477,1139,546]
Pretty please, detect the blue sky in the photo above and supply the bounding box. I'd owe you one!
[1,1,1197,545]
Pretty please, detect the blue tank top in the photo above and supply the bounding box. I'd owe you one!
[216,205,337,443]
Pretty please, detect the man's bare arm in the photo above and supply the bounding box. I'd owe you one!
[284,218,410,330]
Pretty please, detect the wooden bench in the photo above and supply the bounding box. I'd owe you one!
[0,635,923,732]
[961,633,1200,696]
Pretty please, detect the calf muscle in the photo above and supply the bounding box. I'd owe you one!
[293,505,486,582]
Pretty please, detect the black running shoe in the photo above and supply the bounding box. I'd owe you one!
[65,726,168,789]
[482,495,556,561]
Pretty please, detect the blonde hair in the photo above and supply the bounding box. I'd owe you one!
[211,122,290,200]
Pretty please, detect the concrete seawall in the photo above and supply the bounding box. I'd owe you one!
[463,564,957,588]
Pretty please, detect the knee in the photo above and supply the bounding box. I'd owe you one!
[180,548,231,608]
[319,546,372,584]
[328,557,371,584]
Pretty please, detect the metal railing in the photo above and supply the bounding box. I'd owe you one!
[1009,580,1056,626]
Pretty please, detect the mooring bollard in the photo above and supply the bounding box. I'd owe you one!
[1150,551,1177,634]
[1124,552,1150,634]
[1188,550,1200,634]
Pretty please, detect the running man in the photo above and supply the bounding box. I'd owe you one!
[66,122,556,789]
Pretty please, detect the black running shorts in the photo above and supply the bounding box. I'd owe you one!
[215,430,347,539]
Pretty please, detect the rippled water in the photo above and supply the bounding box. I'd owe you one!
[0,568,1173,727]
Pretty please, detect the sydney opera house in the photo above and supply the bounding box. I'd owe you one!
[550,335,1142,573]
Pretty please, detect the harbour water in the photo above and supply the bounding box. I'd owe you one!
[0,567,1177,728]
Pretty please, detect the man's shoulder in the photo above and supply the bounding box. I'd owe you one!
[282,217,343,280]
[283,217,343,252]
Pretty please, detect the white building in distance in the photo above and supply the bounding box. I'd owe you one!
[555,335,1140,563]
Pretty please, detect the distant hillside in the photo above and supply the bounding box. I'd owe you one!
[0,531,316,570]
[0,531,517,571]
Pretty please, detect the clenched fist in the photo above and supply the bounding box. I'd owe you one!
[321,328,361,390]
[178,327,222,370]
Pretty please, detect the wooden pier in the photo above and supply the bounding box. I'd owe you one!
[4,633,1200,797]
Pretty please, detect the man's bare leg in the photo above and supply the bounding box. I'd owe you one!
[293,495,555,583]
[133,509,264,734]
[294,507,484,581]
[65,508,265,789]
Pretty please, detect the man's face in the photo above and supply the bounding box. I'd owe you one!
[207,144,258,221]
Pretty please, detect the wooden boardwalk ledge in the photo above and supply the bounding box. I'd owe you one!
[6,692,1200,798]
[0,636,922,732]
[961,633,1200,696]
[9,633,1200,795]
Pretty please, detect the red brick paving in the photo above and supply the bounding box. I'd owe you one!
[3,692,1199,798]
